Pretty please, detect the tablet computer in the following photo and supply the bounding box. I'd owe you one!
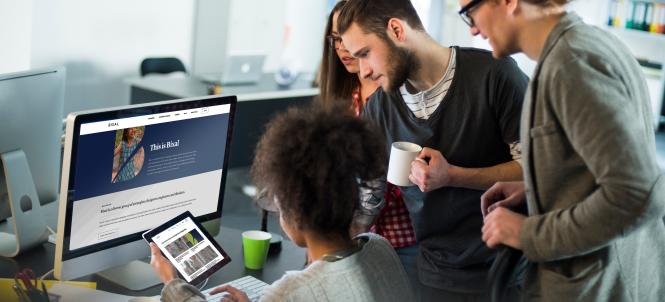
[142,211,231,284]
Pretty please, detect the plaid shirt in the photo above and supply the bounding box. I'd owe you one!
[370,183,417,248]
[352,91,416,248]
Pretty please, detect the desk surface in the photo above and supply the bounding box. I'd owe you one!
[126,73,319,101]
[0,226,305,297]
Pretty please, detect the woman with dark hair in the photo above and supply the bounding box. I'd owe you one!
[318,0,378,116]
[149,105,414,301]
[320,0,419,290]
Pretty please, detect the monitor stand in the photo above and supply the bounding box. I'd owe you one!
[97,259,162,291]
[0,150,49,257]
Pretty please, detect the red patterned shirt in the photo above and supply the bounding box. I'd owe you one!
[370,183,417,248]
[352,87,417,248]
[352,87,362,117]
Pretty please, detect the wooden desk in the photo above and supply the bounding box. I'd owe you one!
[0,226,305,297]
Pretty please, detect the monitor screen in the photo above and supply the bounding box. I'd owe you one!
[59,96,235,260]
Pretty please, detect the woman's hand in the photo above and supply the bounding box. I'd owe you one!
[149,242,177,284]
[209,285,251,302]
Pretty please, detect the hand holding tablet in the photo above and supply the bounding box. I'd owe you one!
[143,211,231,285]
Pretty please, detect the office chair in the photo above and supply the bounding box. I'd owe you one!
[140,57,186,77]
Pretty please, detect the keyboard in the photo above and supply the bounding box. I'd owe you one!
[203,275,269,302]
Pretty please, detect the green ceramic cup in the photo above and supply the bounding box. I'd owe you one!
[242,230,272,270]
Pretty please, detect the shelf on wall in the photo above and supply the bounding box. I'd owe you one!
[606,26,665,40]
[605,26,665,63]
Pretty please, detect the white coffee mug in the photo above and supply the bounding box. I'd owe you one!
[387,142,423,186]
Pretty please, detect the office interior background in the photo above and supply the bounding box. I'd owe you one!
[1,0,664,231]
[1,0,663,118]
[0,0,664,298]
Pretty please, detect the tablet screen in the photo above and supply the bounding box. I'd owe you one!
[150,215,228,282]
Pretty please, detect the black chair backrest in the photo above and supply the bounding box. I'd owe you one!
[140,57,186,77]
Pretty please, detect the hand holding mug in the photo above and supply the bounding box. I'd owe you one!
[408,147,453,193]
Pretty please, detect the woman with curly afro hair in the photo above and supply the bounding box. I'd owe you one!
[150,104,414,302]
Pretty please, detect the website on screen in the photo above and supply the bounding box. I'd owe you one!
[68,105,230,251]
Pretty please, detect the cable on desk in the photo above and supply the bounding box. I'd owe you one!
[46,225,56,236]
[40,269,54,283]
[198,278,209,291]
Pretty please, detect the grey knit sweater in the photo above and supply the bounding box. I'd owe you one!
[161,233,414,302]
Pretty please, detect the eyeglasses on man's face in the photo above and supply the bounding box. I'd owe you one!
[459,0,486,27]
[327,35,344,50]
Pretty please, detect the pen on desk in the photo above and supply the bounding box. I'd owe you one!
[13,283,30,302]
[41,281,50,302]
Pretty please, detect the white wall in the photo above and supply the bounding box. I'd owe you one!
[0,0,33,74]
[5,0,326,116]
[191,0,231,75]
[30,0,195,116]
[200,0,327,74]
[226,0,287,72]
[280,0,327,73]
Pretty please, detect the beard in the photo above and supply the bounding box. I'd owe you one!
[383,38,419,93]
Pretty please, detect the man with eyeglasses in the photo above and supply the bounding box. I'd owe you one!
[337,0,529,301]
[459,0,665,301]
[458,0,486,28]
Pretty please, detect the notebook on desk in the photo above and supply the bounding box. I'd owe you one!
[199,55,266,85]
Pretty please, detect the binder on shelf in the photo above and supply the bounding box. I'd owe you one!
[659,4,665,33]
[609,0,618,26]
[609,1,665,35]
[633,2,644,30]
[650,4,660,32]
[616,0,626,27]
[626,1,635,29]
[645,2,653,31]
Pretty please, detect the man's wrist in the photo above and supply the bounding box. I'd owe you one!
[447,164,462,188]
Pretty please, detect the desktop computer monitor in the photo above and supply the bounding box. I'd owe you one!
[54,95,236,290]
[0,68,65,256]
[0,67,65,209]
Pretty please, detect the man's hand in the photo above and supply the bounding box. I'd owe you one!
[209,285,251,302]
[480,181,526,218]
[149,242,177,284]
[409,147,452,192]
[482,207,525,249]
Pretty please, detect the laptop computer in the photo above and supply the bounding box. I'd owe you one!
[199,54,266,85]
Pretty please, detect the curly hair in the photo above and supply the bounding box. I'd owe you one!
[251,104,386,239]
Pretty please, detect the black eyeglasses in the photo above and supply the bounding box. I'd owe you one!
[326,35,344,50]
[458,0,486,27]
